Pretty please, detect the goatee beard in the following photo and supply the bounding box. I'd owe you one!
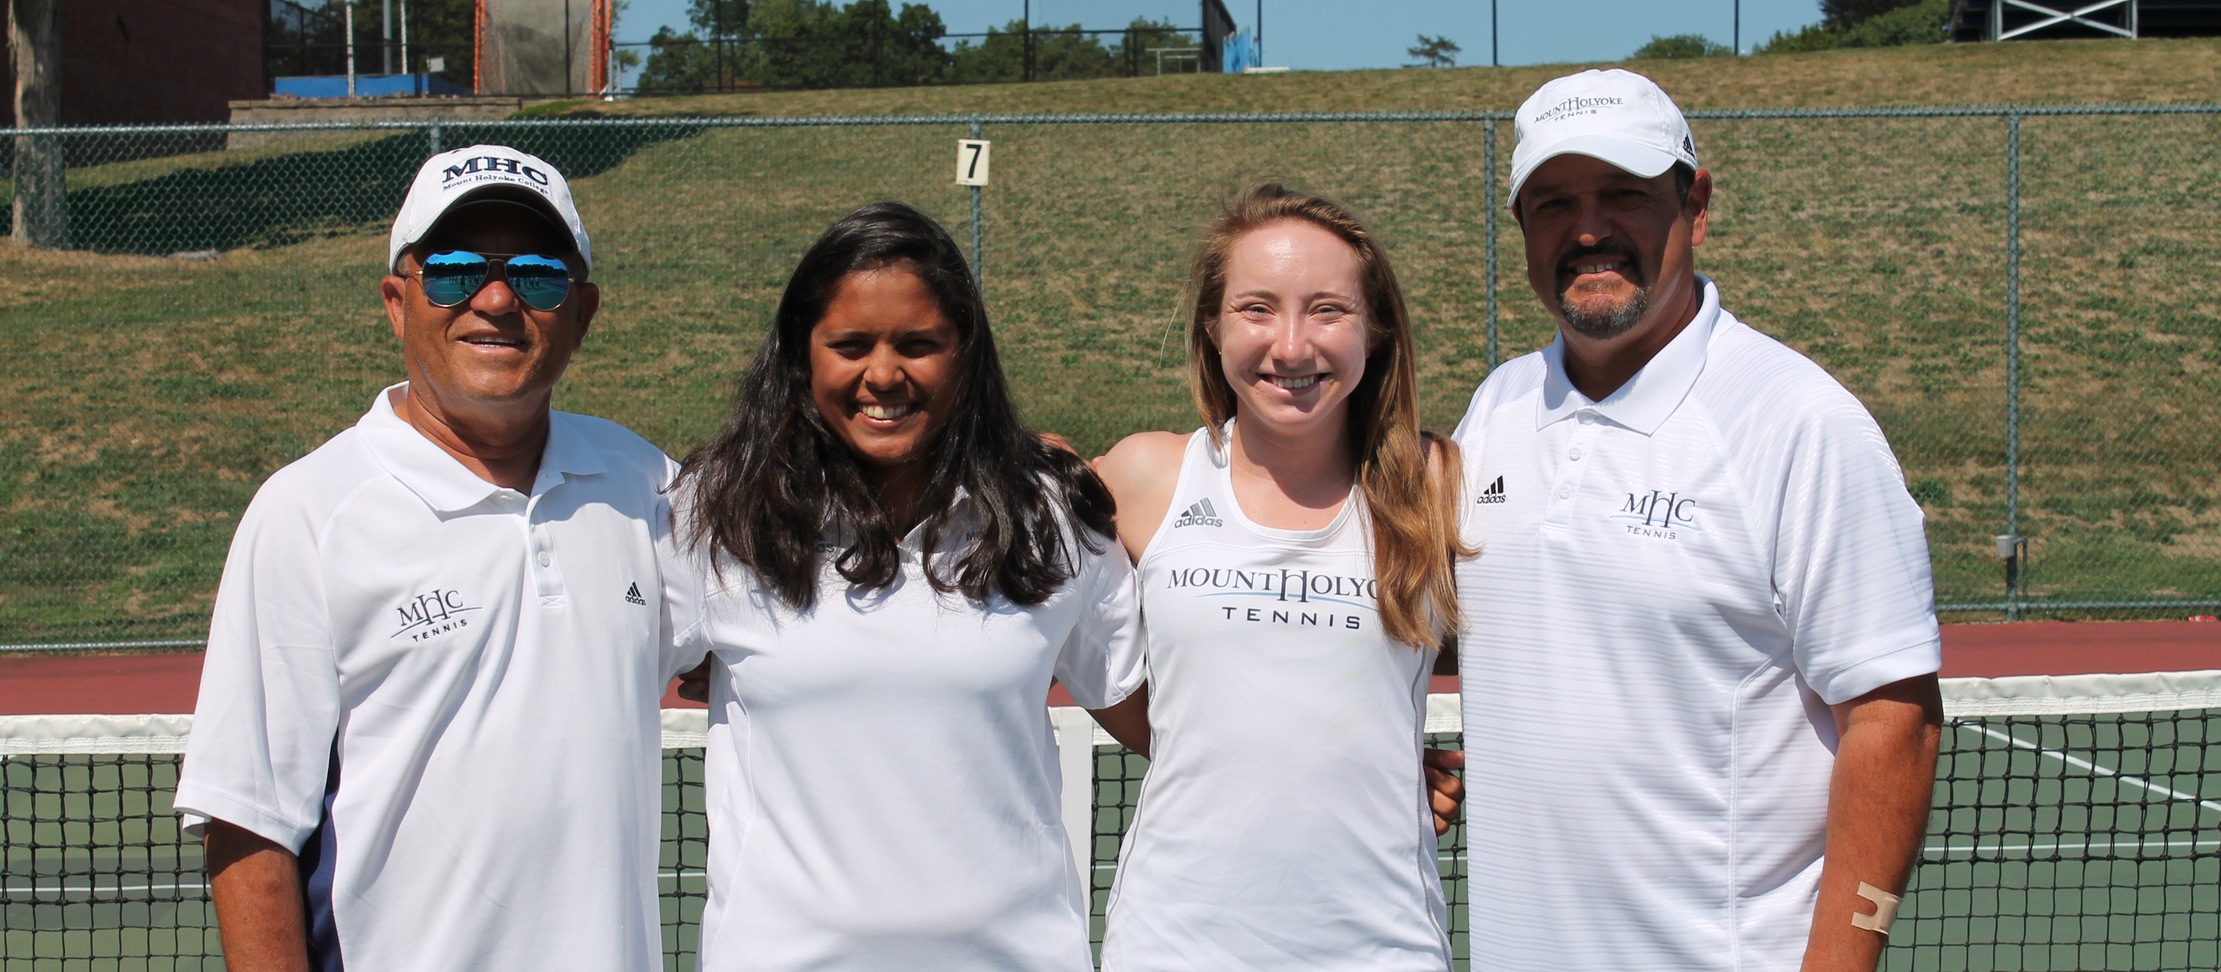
[1560,287,1648,340]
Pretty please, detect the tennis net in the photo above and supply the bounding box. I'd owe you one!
[4,674,2216,970]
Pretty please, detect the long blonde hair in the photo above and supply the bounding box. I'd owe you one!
[1185,183,1472,649]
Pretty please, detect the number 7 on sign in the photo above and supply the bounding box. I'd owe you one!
[956,139,991,186]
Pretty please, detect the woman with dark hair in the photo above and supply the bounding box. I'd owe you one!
[1091,183,1471,970]
[671,201,1142,971]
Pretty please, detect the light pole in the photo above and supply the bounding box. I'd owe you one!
[1492,0,1499,67]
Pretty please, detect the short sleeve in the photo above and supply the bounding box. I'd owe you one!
[654,456,710,682]
[1775,401,1943,705]
[172,484,343,849]
[1051,532,1145,710]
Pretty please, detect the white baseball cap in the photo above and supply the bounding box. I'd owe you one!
[1507,69,1698,209]
[388,144,591,273]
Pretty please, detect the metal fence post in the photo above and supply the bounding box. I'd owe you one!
[969,118,985,285]
[428,123,443,156]
[2005,110,2024,620]
[1484,116,1499,370]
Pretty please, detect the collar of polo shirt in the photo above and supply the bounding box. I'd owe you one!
[816,486,978,557]
[361,382,609,510]
[1536,276,1722,436]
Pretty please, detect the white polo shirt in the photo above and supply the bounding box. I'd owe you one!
[175,384,695,972]
[1452,279,1942,971]
[682,492,1144,972]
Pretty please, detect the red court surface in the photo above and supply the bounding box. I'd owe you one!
[2,620,2214,716]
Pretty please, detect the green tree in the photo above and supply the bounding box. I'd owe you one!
[751,0,949,89]
[948,18,1151,83]
[1115,18,1198,76]
[635,0,751,92]
[1837,0,1949,47]
[1753,22,1842,54]
[1821,0,1921,29]
[1633,33,1731,59]
[1756,0,1945,54]
[1406,34,1460,68]
[636,26,726,92]
[947,23,1026,84]
[637,0,948,92]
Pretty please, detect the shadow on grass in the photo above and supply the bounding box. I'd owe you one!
[56,122,708,256]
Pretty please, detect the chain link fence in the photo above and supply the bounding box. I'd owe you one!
[0,107,2216,649]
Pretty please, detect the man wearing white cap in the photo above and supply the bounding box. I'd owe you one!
[175,145,696,971]
[1447,70,1945,971]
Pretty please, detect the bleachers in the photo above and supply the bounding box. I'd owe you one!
[1950,0,2221,42]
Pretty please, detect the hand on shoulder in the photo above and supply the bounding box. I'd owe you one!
[1094,431,1190,563]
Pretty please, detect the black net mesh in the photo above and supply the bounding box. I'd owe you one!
[4,704,2216,969]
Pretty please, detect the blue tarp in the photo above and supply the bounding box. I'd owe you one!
[273,74,471,99]
[1220,29,1260,73]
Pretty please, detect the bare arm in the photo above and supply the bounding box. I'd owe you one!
[1079,431,1189,755]
[1089,684,1153,758]
[205,820,311,972]
[1800,674,1943,972]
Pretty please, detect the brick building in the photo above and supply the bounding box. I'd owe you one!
[5,0,263,126]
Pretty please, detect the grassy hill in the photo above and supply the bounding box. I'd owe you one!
[521,36,2221,117]
[2,36,2217,644]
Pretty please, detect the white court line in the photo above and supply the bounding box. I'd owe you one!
[1954,721,2221,817]
[6,870,717,896]
[1922,837,2221,857]
[1,880,210,895]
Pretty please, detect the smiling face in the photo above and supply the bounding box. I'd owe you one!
[809,265,962,499]
[1212,219,1372,440]
[1515,153,1709,343]
[380,202,597,428]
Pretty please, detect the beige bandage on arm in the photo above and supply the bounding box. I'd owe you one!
[1849,881,1902,934]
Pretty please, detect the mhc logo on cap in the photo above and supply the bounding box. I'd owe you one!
[388,144,592,273]
[1507,69,1698,210]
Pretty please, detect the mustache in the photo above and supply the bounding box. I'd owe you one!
[1556,242,1642,277]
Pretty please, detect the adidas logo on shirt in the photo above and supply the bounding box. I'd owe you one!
[1172,498,1225,529]
[624,582,647,606]
[1476,475,1508,505]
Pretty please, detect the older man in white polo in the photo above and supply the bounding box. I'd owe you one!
[1450,69,1945,972]
[175,145,697,972]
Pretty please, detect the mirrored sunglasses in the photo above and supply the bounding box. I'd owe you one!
[413,251,575,311]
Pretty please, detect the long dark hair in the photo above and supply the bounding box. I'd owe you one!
[677,201,1114,611]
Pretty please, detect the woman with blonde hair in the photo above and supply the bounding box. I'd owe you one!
[1093,183,1470,970]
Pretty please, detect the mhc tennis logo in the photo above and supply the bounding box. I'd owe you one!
[441,154,551,187]
[1163,565,1375,630]
[392,588,483,641]
[1611,489,1701,540]
[1532,94,1623,124]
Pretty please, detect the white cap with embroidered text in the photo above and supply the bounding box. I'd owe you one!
[388,144,591,273]
[1507,69,1698,209]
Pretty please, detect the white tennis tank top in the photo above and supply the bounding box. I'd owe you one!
[1101,427,1451,971]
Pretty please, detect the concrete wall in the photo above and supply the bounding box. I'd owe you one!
[5,0,264,126]
[225,96,535,147]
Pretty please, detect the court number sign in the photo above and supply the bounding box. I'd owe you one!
[956,139,991,186]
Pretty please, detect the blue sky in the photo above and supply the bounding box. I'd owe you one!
[617,0,1830,79]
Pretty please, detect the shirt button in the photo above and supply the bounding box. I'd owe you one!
[1557,484,1574,500]
[1577,410,1597,425]
[536,551,552,567]
[1568,446,1583,461]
